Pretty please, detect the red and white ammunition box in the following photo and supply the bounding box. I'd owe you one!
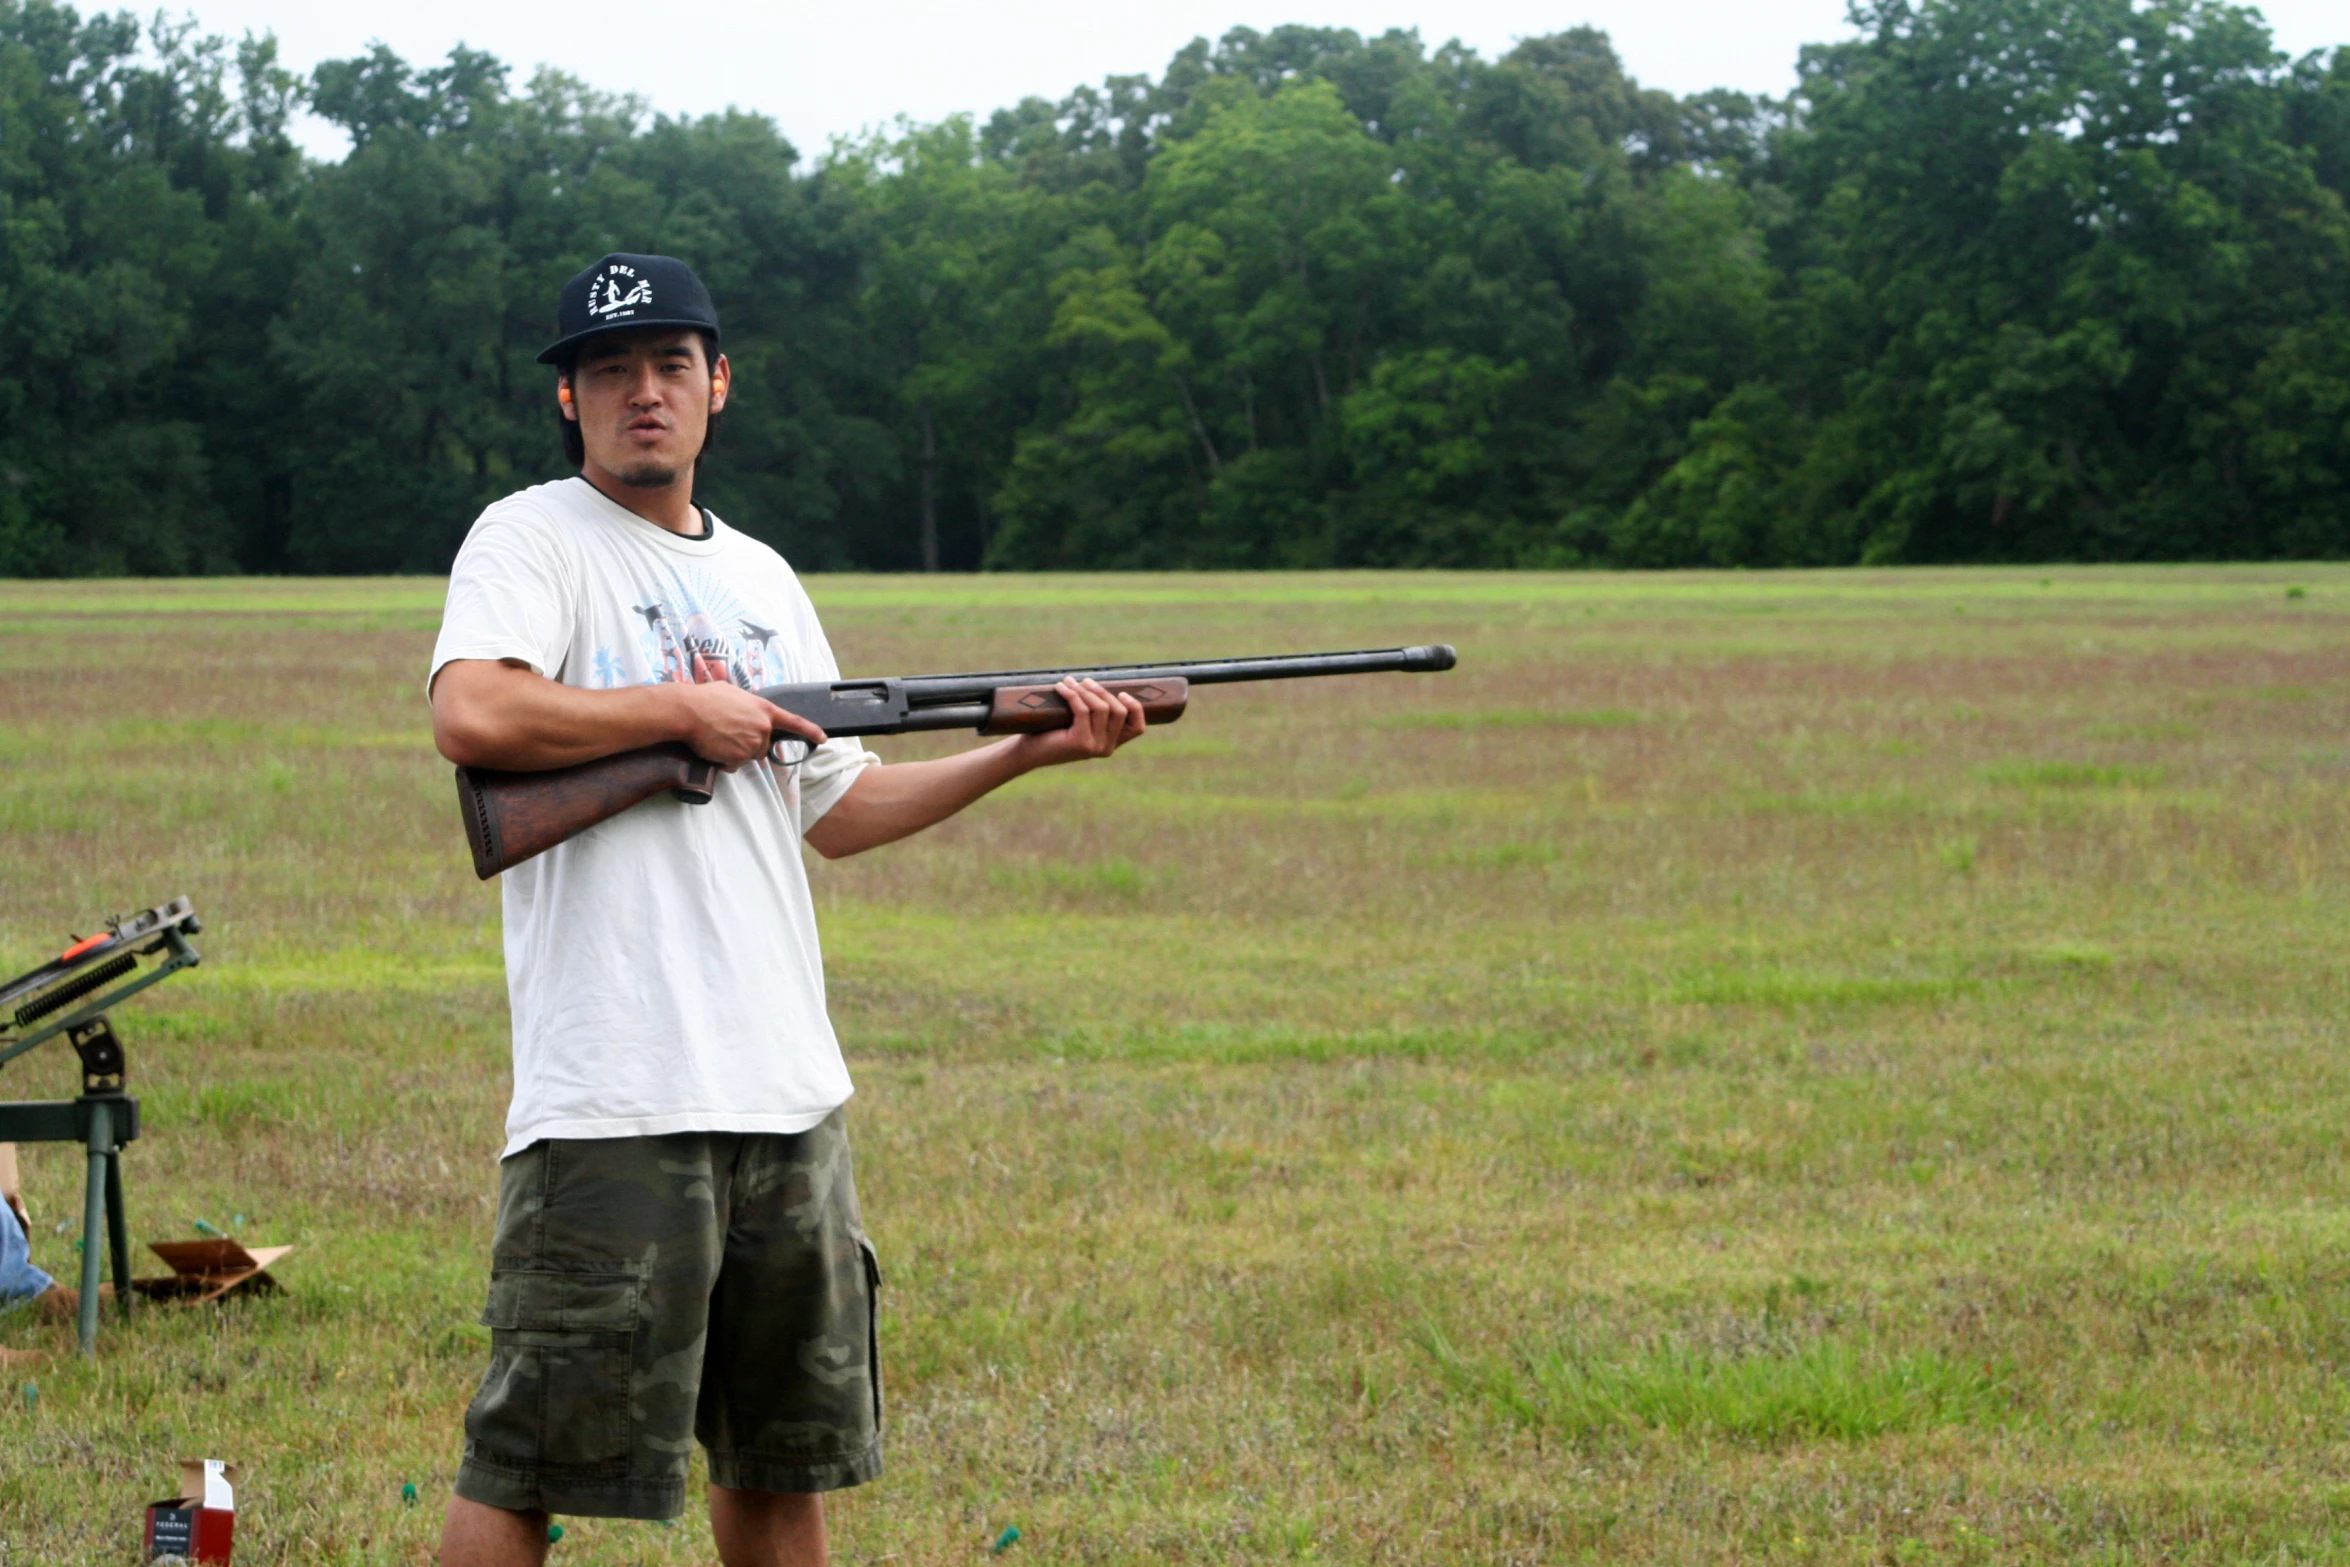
[143,1458,237,1562]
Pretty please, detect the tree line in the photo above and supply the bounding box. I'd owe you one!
[0,0,2344,575]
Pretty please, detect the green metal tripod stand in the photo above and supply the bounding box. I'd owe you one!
[0,900,201,1355]
[0,1059,139,1354]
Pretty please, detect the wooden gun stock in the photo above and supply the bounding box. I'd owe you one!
[457,744,718,880]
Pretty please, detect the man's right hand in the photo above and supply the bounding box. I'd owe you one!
[433,658,824,774]
[670,681,826,770]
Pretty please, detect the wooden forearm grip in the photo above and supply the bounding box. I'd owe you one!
[456,743,719,879]
[980,677,1189,734]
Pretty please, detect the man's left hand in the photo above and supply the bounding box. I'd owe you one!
[804,677,1149,859]
[1009,677,1147,770]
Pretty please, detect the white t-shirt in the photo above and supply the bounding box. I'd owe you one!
[429,477,876,1158]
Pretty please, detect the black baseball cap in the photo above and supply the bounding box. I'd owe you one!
[537,253,721,365]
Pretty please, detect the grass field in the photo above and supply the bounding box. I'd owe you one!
[5,566,2350,1564]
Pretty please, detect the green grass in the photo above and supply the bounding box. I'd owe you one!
[6,565,2350,1561]
[986,855,1150,902]
[1665,964,1972,1010]
[1980,760,2167,789]
[1418,1326,2009,1443]
[1375,706,1643,730]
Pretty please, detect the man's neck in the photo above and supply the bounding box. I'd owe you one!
[580,463,703,536]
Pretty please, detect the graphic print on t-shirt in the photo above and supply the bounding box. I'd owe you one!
[594,562,803,766]
[589,563,776,694]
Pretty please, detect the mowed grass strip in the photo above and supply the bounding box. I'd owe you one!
[1416,1325,2010,1444]
[4,567,2350,1562]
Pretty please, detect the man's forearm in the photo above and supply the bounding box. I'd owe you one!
[462,688,682,770]
[434,662,693,770]
[803,740,1036,858]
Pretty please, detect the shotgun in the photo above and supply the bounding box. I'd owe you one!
[454,644,1457,878]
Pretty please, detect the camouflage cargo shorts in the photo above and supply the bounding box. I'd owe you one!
[453,1112,882,1519]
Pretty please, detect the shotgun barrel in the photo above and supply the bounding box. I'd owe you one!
[743,644,1459,738]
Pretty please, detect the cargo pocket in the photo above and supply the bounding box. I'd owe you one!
[856,1236,884,1431]
[465,1263,644,1472]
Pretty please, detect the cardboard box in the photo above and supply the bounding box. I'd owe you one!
[132,1239,293,1305]
[144,1459,237,1563]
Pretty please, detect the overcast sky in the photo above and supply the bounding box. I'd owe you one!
[173,0,2349,162]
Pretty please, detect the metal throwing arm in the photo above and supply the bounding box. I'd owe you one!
[0,898,204,1071]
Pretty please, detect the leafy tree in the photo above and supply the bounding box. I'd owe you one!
[1771,0,2350,560]
[0,2,284,574]
[832,117,1067,569]
[276,49,883,571]
[0,0,2344,577]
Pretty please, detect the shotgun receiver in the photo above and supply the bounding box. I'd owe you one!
[454,644,1457,878]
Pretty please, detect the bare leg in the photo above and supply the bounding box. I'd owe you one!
[709,1485,826,1567]
[438,1496,550,1567]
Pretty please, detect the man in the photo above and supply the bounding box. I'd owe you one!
[428,254,1145,1567]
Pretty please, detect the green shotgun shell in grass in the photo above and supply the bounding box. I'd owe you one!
[993,1525,1021,1553]
[401,1482,416,1504]
[547,1524,564,1543]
